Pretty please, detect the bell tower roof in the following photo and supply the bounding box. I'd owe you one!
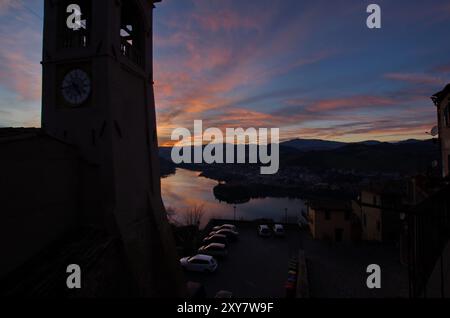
[432,84,450,107]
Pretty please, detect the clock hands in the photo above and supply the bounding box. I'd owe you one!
[61,69,91,105]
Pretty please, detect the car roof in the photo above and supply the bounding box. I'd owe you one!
[274,224,284,228]
[207,234,227,239]
[191,254,214,261]
[207,243,226,249]
[259,225,270,229]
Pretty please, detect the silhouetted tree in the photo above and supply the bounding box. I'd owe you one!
[184,204,205,227]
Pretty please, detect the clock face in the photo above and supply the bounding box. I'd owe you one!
[61,69,91,106]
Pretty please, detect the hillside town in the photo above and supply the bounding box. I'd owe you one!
[170,84,450,298]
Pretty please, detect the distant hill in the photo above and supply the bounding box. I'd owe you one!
[159,147,173,160]
[280,139,346,151]
[279,138,426,151]
[283,139,439,174]
[358,140,383,146]
[394,139,426,145]
[159,138,438,175]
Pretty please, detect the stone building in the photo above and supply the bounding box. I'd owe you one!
[352,188,403,243]
[307,200,357,242]
[0,0,185,297]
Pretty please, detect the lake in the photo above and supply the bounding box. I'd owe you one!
[161,168,306,228]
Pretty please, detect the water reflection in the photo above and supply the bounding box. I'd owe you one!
[161,168,306,228]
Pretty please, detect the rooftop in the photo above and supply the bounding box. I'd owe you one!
[308,199,352,212]
[0,128,78,161]
[431,83,450,106]
[0,128,41,144]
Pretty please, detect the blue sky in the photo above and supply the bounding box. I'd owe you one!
[1,0,449,144]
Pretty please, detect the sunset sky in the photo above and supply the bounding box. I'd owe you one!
[0,0,449,145]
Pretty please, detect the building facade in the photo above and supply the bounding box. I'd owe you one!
[353,189,403,242]
[307,200,355,242]
[432,84,450,178]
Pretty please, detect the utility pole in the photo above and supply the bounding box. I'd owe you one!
[285,208,288,224]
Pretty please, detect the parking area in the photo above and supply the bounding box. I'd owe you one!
[185,224,302,298]
[184,221,409,298]
[303,237,409,298]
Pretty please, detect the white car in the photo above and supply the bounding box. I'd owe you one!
[273,224,285,237]
[258,225,271,237]
[212,224,237,232]
[198,243,228,258]
[180,254,218,273]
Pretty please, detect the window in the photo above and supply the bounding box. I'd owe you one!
[444,104,450,128]
[59,0,91,49]
[325,211,331,220]
[120,1,145,68]
[373,195,378,206]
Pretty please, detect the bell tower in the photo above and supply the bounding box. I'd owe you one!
[41,0,185,296]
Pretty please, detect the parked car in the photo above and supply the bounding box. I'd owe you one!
[198,243,228,258]
[203,234,228,246]
[210,229,239,241]
[212,224,237,232]
[273,224,285,237]
[258,225,271,237]
[180,254,218,273]
[215,290,233,298]
[298,213,308,229]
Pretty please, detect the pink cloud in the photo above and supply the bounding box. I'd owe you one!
[0,11,42,102]
[154,2,335,130]
[385,72,445,86]
[436,64,450,73]
[0,50,41,101]
[0,0,22,14]
[307,95,397,112]
[191,10,262,32]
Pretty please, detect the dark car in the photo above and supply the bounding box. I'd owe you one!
[257,225,271,237]
[210,229,239,241]
[203,234,228,246]
[198,243,228,258]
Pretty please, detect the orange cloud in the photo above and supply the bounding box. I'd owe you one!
[154,0,331,127]
[307,96,397,112]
